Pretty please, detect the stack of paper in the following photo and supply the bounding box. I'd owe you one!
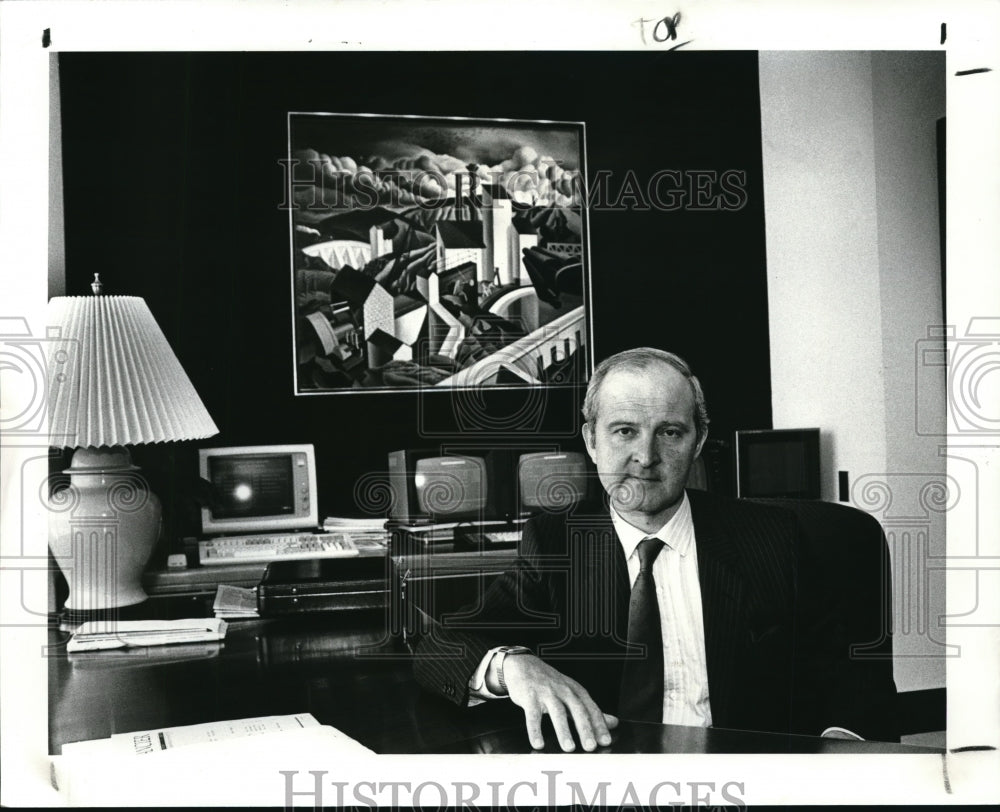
[62,713,324,758]
[67,618,227,652]
[52,714,375,805]
[213,584,260,619]
[322,516,389,549]
[322,516,387,530]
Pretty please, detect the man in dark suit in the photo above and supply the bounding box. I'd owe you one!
[413,347,870,751]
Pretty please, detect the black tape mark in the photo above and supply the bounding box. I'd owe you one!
[950,745,997,752]
[955,67,992,76]
[941,23,946,45]
[42,28,51,48]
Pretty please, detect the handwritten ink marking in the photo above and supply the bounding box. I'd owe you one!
[633,13,683,46]
[940,23,946,45]
[655,13,682,43]
[632,17,649,44]
[42,29,51,48]
[132,733,155,755]
[955,68,992,76]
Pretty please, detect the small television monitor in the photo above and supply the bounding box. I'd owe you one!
[518,452,589,514]
[734,428,821,499]
[388,449,494,524]
[199,444,318,535]
[415,456,487,520]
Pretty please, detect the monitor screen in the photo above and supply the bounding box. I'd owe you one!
[413,456,487,520]
[518,451,589,512]
[735,429,821,499]
[199,444,318,535]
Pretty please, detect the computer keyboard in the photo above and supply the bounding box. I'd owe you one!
[199,533,360,566]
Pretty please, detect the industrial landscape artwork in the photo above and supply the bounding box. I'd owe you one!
[288,114,590,393]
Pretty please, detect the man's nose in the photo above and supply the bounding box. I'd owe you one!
[630,433,661,467]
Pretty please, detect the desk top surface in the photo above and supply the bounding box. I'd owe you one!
[49,613,942,757]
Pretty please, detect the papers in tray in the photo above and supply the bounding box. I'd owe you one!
[66,618,227,652]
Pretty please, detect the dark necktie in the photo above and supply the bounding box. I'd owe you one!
[618,536,666,722]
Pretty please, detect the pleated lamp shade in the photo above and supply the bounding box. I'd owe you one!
[47,292,218,616]
[47,295,218,447]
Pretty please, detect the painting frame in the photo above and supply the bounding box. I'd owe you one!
[287,112,593,395]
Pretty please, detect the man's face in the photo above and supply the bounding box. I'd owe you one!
[583,361,706,532]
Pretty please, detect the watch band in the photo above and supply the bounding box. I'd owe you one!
[495,645,531,694]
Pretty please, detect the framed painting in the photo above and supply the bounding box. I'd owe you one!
[288,113,591,393]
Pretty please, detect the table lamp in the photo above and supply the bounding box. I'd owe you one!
[47,276,218,619]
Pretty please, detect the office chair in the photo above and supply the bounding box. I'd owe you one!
[751,497,900,742]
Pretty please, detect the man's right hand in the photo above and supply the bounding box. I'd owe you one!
[497,654,618,752]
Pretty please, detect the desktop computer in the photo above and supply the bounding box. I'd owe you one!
[196,444,365,566]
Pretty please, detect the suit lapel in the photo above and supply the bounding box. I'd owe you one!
[688,490,746,728]
[541,506,630,661]
[579,511,631,648]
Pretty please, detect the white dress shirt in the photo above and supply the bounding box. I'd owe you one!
[611,493,713,727]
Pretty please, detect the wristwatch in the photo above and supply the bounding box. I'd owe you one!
[494,645,532,694]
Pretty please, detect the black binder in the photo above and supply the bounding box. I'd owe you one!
[393,548,517,644]
[257,556,390,616]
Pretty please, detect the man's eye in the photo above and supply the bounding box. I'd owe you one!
[615,427,634,437]
[659,428,680,438]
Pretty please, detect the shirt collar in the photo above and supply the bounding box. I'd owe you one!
[610,491,694,560]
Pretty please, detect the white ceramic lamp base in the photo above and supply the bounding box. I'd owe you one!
[48,447,161,612]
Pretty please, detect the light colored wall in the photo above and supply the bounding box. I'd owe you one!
[48,55,65,298]
[759,51,947,694]
[759,52,888,503]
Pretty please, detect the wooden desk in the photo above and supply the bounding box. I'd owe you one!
[49,612,942,756]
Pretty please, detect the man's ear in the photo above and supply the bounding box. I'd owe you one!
[582,422,597,463]
[694,430,708,459]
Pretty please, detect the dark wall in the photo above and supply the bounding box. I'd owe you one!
[58,51,772,538]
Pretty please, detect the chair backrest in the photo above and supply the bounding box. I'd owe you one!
[684,438,729,492]
[748,497,900,741]
[685,455,710,491]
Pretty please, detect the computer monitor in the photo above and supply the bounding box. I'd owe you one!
[734,428,821,499]
[415,456,488,520]
[388,449,494,524]
[199,444,319,535]
[518,451,589,514]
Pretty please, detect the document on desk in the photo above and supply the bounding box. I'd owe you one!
[66,618,228,652]
[118,713,319,754]
[53,714,375,805]
[60,713,372,759]
[62,713,320,756]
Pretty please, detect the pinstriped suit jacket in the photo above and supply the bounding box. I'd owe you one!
[412,489,858,737]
